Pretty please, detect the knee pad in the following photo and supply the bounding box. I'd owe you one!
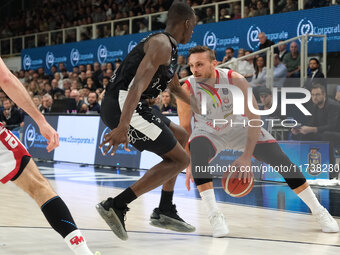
[254,143,306,190]
[193,177,213,186]
[279,166,306,190]
[190,136,216,187]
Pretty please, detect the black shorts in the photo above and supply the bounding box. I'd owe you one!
[100,90,176,156]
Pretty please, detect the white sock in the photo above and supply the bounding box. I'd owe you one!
[200,189,219,218]
[297,187,324,214]
[65,230,93,255]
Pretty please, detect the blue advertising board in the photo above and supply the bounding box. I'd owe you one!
[22,115,332,181]
[22,115,58,160]
[22,32,148,73]
[94,119,141,169]
[262,141,330,181]
[54,115,100,164]
[22,6,340,72]
[22,115,141,168]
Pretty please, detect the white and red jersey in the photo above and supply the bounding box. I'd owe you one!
[185,68,248,134]
[184,68,275,156]
[0,123,31,184]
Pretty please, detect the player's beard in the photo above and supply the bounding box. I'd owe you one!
[195,68,214,84]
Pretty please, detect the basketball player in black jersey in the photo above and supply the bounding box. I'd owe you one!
[96,1,196,240]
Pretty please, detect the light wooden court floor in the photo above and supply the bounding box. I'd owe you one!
[1,163,340,255]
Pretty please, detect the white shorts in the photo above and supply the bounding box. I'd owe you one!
[189,126,275,162]
[0,124,31,184]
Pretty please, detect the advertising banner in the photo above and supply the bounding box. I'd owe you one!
[94,119,141,169]
[22,6,340,71]
[262,141,330,181]
[22,115,58,160]
[54,115,100,164]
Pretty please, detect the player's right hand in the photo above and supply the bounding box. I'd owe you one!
[232,155,252,184]
[99,126,130,156]
[185,164,194,191]
[38,121,59,152]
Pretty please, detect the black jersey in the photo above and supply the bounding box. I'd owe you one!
[107,32,178,100]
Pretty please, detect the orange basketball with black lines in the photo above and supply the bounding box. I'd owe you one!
[222,168,254,197]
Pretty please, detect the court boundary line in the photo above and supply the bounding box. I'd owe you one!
[1,225,340,248]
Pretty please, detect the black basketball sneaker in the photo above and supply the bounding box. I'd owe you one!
[150,204,196,232]
[96,198,129,240]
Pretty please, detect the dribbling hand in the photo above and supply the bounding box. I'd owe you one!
[231,156,252,184]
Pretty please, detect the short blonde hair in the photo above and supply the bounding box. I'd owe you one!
[188,46,216,61]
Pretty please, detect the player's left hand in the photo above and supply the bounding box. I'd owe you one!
[99,125,130,156]
[38,121,59,152]
[185,164,194,191]
[231,155,252,184]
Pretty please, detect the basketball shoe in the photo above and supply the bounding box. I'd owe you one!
[150,204,196,232]
[209,211,229,238]
[313,207,339,233]
[96,198,129,240]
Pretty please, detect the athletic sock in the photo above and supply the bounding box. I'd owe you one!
[297,186,324,214]
[65,230,93,255]
[41,196,78,238]
[159,190,174,211]
[200,189,219,218]
[113,187,137,208]
[41,196,93,254]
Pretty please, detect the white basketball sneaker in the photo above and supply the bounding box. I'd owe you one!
[209,211,229,238]
[314,207,339,233]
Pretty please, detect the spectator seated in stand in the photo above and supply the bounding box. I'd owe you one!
[278,41,288,61]
[87,91,100,113]
[222,47,237,70]
[250,55,267,100]
[160,89,177,114]
[271,53,288,87]
[283,41,301,78]
[0,98,24,131]
[40,93,53,114]
[237,50,255,81]
[282,0,298,12]
[258,32,278,54]
[304,58,325,91]
[291,84,340,178]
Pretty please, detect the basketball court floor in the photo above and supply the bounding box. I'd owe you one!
[1,161,340,255]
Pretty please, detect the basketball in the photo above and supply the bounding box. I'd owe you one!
[222,168,254,197]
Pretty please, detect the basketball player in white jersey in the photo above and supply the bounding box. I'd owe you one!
[177,46,338,237]
[0,58,97,255]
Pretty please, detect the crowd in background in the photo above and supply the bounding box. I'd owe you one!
[0,35,339,161]
[1,31,339,129]
[2,38,339,157]
[1,0,338,40]
[0,0,339,158]
[0,56,181,130]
